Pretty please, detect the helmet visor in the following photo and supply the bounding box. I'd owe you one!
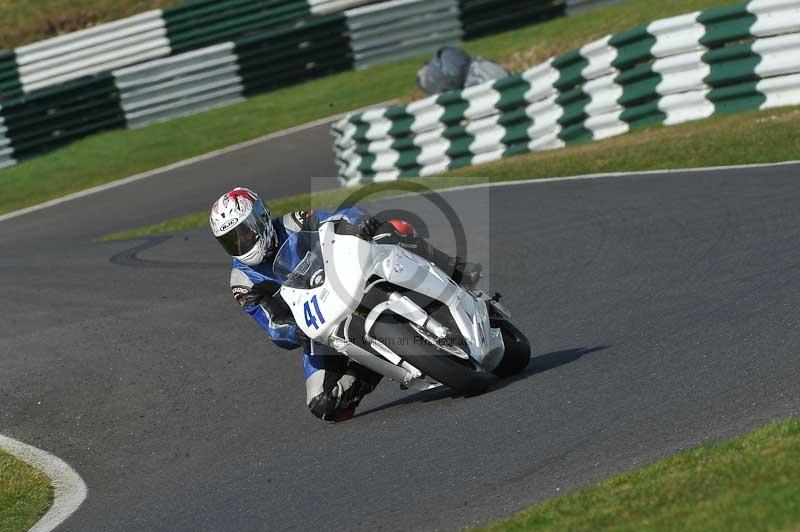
[215,211,265,257]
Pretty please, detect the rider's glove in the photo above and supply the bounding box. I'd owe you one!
[244,280,309,348]
[338,216,382,241]
[242,280,282,309]
[243,281,297,327]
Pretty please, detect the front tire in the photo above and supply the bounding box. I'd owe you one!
[370,316,492,396]
[490,316,531,378]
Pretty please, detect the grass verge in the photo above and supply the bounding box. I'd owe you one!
[0,450,52,532]
[103,105,800,241]
[477,418,800,531]
[0,0,747,216]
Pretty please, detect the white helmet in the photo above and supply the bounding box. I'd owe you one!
[209,187,274,266]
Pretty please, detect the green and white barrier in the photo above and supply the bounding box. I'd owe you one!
[0,13,350,163]
[0,0,351,101]
[343,0,566,69]
[0,0,579,168]
[332,0,800,186]
[0,0,566,101]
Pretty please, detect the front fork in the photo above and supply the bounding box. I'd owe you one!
[326,312,439,390]
[363,292,450,345]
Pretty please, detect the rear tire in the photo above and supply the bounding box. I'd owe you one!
[370,316,492,396]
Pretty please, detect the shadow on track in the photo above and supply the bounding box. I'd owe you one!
[355,345,609,418]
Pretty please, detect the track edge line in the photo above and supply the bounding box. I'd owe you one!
[426,159,800,195]
[0,434,88,532]
[0,101,395,224]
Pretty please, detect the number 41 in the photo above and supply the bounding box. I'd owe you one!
[303,295,326,330]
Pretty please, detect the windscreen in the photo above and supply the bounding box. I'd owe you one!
[273,231,326,289]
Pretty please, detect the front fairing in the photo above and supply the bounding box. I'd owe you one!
[277,223,372,340]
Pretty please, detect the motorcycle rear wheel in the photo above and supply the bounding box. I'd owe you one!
[370,316,492,396]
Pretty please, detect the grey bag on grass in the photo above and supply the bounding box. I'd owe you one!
[465,57,511,87]
[416,46,472,94]
[417,46,511,95]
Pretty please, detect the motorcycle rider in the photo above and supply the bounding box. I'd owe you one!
[209,187,481,422]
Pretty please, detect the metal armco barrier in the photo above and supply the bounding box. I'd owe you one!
[332,0,800,186]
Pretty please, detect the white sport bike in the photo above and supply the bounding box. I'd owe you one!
[273,220,531,395]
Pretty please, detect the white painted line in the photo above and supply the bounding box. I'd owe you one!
[427,159,800,195]
[104,159,800,239]
[0,102,394,224]
[353,160,800,205]
[0,434,87,532]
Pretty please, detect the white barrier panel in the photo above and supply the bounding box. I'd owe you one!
[15,10,170,93]
[114,43,244,129]
[0,115,15,169]
[346,0,463,69]
[309,0,380,15]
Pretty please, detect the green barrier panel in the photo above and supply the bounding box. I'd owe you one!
[162,0,238,16]
[165,0,311,53]
[459,0,565,39]
[0,51,21,101]
[234,14,352,95]
[164,0,303,22]
[698,3,757,46]
[11,112,128,159]
[2,73,125,160]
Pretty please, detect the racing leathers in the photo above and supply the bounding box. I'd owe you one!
[229,208,480,422]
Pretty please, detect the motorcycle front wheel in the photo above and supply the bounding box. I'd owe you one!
[370,316,492,396]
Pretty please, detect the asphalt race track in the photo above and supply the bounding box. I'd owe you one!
[2,123,800,531]
[1,121,338,248]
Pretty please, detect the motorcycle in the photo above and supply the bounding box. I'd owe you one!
[273,220,531,395]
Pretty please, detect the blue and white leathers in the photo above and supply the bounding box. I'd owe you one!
[231,216,300,350]
[229,208,379,421]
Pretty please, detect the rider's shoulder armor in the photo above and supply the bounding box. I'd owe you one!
[230,267,254,307]
[230,267,254,288]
